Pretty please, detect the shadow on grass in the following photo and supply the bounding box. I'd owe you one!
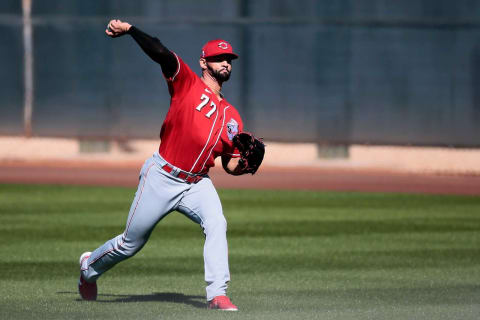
[58,291,206,308]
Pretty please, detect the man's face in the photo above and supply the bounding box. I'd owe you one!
[205,54,233,82]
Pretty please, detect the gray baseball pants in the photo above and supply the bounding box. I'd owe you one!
[80,152,231,301]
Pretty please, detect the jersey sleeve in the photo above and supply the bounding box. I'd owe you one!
[165,53,197,98]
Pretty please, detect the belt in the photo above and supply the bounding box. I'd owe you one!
[161,163,203,184]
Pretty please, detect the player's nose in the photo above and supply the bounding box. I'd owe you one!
[221,60,231,68]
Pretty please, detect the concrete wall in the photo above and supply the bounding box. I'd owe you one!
[2,0,480,146]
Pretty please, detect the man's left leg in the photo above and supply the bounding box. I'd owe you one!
[176,177,237,310]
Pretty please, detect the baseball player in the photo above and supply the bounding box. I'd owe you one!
[78,19,264,311]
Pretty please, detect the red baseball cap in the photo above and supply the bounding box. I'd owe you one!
[200,39,239,60]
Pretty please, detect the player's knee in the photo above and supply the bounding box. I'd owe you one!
[117,236,144,257]
[203,215,227,234]
[122,244,136,256]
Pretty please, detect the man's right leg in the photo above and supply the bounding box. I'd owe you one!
[80,157,186,284]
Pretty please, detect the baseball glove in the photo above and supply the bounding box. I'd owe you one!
[232,132,265,175]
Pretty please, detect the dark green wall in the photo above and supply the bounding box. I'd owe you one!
[2,0,479,146]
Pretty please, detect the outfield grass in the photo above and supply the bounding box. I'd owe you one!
[0,184,479,319]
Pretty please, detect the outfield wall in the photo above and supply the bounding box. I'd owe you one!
[1,0,480,147]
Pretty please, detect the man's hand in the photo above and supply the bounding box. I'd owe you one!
[105,19,132,38]
[221,156,245,176]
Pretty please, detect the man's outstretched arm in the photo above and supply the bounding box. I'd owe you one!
[106,19,177,78]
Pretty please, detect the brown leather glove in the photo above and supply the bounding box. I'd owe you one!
[232,132,265,175]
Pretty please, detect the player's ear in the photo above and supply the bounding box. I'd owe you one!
[199,58,207,70]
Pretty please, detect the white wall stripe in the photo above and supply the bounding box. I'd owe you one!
[22,0,33,137]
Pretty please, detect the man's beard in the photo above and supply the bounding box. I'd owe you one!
[208,65,231,82]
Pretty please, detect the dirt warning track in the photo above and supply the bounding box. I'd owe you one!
[0,162,479,196]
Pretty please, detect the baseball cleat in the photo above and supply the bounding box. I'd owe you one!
[78,252,97,301]
[207,295,238,311]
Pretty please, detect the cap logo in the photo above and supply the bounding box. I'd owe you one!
[201,50,205,57]
[218,42,228,50]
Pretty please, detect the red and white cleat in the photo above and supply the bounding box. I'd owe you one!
[78,252,97,301]
[208,295,238,311]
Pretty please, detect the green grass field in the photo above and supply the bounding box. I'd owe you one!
[0,184,479,320]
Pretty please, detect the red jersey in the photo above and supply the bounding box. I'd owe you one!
[158,53,243,174]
